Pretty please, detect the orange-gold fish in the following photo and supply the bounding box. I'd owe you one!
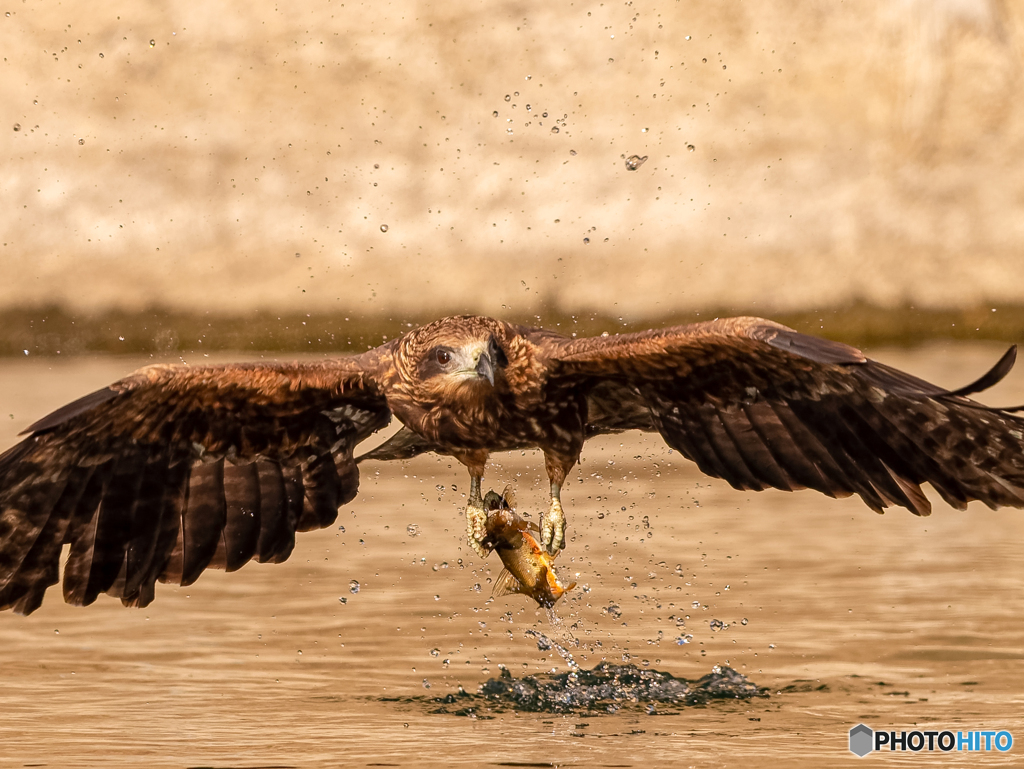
[481,489,576,608]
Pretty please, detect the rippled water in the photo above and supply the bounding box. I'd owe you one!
[1,344,1023,767]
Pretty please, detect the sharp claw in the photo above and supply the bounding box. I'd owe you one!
[466,501,489,558]
[542,499,566,555]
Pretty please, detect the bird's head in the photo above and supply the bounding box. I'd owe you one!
[393,316,511,405]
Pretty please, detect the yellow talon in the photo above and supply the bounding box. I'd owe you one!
[466,501,489,558]
[541,496,566,554]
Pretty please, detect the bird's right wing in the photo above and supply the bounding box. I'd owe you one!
[0,354,392,614]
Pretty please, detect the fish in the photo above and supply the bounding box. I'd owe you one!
[481,488,577,608]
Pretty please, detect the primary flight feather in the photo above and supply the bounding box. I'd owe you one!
[1,315,1022,614]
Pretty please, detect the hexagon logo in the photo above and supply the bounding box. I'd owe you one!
[849,723,874,757]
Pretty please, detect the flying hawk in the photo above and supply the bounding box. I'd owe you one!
[1,315,1022,615]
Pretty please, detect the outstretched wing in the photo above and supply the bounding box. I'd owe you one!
[0,355,391,614]
[534,317,1024,516]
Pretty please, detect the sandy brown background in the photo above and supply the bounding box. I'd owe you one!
[3,7,1024,766]
[3,0,1024,322]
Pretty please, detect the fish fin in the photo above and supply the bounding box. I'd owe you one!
[493,568,526,597]
[500,485,516,511]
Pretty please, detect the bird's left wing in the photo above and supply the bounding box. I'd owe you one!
[532,317,1024,517]
[0,355,391,614]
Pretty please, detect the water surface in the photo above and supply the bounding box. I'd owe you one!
[0,344,1022,767]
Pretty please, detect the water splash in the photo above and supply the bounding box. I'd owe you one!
[625,154,648,171]
[419,663,767,716]
[525,629,578,671]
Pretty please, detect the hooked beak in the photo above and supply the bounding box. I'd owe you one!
[475,349,495,386]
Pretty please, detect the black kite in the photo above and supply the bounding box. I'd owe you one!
[1,315,1022,614]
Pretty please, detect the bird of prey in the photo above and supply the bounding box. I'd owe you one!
[0,315,1022,615]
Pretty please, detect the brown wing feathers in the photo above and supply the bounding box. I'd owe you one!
[3,315,1024,616]
[0,358,389,614]
[545,318,1024,518]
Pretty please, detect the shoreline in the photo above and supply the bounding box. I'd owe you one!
[1,303,1021,358]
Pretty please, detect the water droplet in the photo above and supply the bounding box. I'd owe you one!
[492,111,498,117]
[504,94,511,102]
[150,39,156,47]
[338,596,347,604]
[741,618,749,625]
[349,580,360,594]
[78,138,84,145]
[98,53,104,58]
[406,523,420,537]
[685,35,691,40]
[542,112,548,118]
[551,126,559,134]
[337,525,345,532]
[422,678,431,689]
[513,91,519,96]
[525,104,531,112]
[12,124,20,132]
[710,619,727,631]
[604,604,622,619]
[433,594,440,601]
[54,629,59,635]
[691,600,700,608]
[687,144,696,152]
[525,75,531,80]
[624,154,647,171]
[380,224,389,232]
[608,58,614,63]
[583,237,589,244]
[569,149,577,156]
[430,648,440,657]
[33,100,37,105]
[702,58,707,63]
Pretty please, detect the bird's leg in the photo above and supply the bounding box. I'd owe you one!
[455,450,491,558]
[541,453,574,554]
[541,480,567,555]
[465,475,489,558]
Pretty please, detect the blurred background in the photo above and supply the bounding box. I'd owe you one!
[2,0,1024,354]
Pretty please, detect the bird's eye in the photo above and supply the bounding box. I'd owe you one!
[435,349,451,365]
